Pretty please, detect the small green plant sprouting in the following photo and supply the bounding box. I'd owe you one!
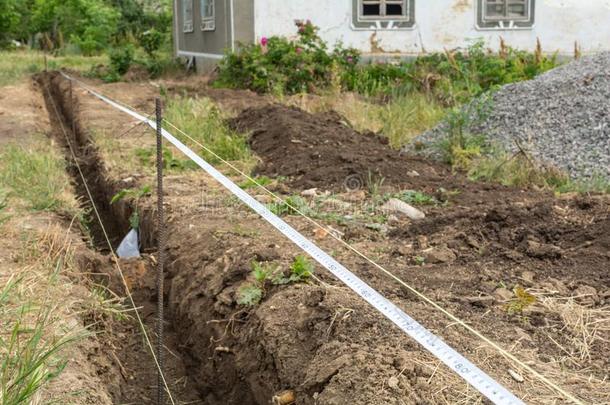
[237,261,277,307]
[236,284,264,307]
[110,185,151,229]
[237,257,315,307]
[267,195,310,216]
[366,171,385,198]
[397,190,438,206]
[110,185,151,205]
[289,255,314,282]
[506,286,537,317]
[239,176,274,190]
[414,256,426,266]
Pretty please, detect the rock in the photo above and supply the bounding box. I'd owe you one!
[422,245,457,264]
[493,287,514,302]
[410,53,610,181]
[525,240,562,259]
[272,390,296,405]
[322,198,352,211]
[386,214,401,226]
[521,271,535,284]
[381,198,425,220]
[396,243,414,256]
[416,235,429,249]
[387,376,400,390]
[406,170,420,177]
[301,188,318,197]
[256,194,273,204]
[339,190,366,202]
[365,223,388,233]
[508,369,524,383]
[574,285,599,305]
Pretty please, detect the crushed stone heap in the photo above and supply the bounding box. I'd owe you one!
[413,52,610,180]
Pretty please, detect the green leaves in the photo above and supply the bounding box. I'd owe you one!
[237,257,315,307]
[289,255,314,282]
[110,185,151,205]
[236,285,263,307]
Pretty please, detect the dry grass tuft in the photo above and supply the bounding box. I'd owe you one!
[0,222,123,404]
[285,92,445,148]
[536,292,610,365]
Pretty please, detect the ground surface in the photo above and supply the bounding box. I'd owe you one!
[3,71,608,404]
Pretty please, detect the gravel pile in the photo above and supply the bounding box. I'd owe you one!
[410,52,610,180]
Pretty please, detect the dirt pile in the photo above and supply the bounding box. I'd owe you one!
[230,104,452,190]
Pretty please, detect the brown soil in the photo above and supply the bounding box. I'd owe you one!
[25,72,610,404]
[230,104,446,191]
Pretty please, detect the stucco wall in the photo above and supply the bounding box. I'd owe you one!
[253,0,610,55]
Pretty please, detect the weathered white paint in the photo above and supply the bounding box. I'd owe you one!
[252,0,610,55]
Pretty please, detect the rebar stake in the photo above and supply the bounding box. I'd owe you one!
[155,97,166,405]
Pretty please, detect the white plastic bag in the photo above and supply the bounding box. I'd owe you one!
[117,228,140,259]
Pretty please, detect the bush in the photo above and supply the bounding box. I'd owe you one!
[343,40,558,105]
[109,45,135,75]
[218,23,558,107]
[217,20,359,95]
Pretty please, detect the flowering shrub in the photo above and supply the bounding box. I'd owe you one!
[217,21,359,94]
[218,22,558,105]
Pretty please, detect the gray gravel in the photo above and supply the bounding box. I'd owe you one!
[409,52,610,180]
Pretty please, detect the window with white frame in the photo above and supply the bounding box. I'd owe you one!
[478,0,534,28]
[352,0,415,29]
[183,0,194,33]
[200,0,215,31]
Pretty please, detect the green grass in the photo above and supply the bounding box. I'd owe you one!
[0,144,80,216]
[287,91,446,149]
[0,50,107,87]
[469,153,610,194]
[164,96,253,167]
[379,93,446,148]
[0,228,106,404]
[0,279,80,405]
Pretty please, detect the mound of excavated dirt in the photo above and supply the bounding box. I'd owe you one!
[230,105,453,191]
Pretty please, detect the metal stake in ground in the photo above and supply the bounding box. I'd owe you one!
[155,97,166,405]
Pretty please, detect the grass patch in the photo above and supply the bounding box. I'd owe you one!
[0,225,125,403]
[469,153,610,194]
[379,94,446,148]
[135,147,198,172]
[164,96,253,168]
[0,50,107,87]
[0,144,81,217]
[286,92,446,149]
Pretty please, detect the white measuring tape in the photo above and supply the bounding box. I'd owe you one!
[63,72,524,404]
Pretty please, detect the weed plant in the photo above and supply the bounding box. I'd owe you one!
[237,256,315,307]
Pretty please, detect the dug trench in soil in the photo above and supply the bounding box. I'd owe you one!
[48,73,610,403]
[36,71,143,251]
[36,72,205,404]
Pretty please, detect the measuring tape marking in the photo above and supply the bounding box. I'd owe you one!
[65,73,523,405]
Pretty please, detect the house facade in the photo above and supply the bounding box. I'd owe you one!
[173,0,610,70]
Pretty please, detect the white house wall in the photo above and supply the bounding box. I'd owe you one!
[253,0,610,55]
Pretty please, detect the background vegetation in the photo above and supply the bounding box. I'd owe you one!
[0,0,174,80]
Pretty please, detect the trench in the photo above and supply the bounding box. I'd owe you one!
[36,72,210,404]
[35,72,271,405]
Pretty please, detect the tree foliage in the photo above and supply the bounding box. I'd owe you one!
[0,0,172,54]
